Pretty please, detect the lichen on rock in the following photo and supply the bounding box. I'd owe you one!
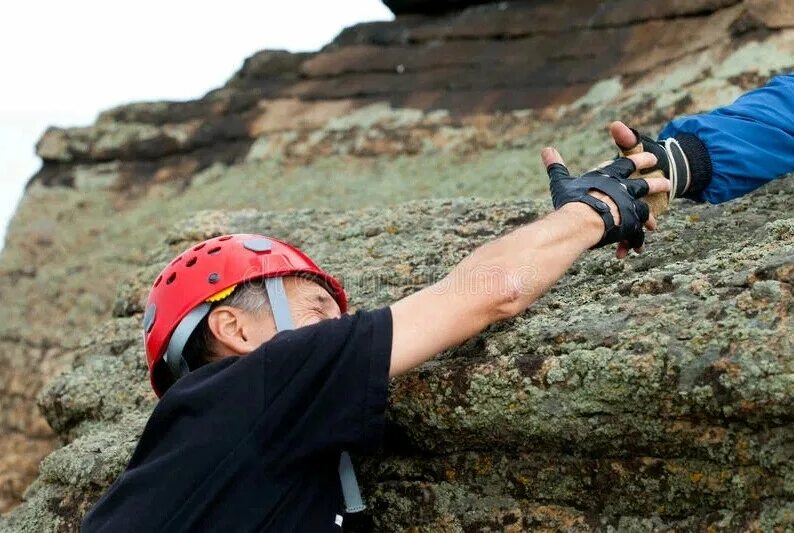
[3,175,792,531]
[1,0,794,528]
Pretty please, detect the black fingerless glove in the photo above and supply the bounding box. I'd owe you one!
[626,128,712,201]
[548,157,651,249]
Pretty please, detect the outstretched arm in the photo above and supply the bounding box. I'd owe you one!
[388,150,668,376]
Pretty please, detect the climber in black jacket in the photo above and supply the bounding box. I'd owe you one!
[81,147,667,532]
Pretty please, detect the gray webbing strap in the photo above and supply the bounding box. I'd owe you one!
[264,277,295,330]
[264,276,366,514]
[166,302,211,379]
[338,451,366,513]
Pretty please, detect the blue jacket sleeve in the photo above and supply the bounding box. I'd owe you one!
[659,74,794,204]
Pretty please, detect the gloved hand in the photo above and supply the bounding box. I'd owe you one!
[610,121,713,203]
[543,148,669,250]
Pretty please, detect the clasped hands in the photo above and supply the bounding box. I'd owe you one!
[543,121,672,259]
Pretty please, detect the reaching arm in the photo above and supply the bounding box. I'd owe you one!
[614,74,794,205]
[660,73,794,204]
[389,201,598,375]
[388,149,668,376]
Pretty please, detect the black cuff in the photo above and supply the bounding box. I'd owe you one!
[674,133,712,199]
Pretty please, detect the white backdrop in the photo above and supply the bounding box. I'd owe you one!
[0,0,393,249]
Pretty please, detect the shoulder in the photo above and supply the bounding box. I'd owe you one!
[253,307,393,358]
[246,308,393,399]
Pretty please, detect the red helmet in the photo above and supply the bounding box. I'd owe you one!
[143,234,347,396]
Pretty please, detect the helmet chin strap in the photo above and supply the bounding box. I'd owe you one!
[264,277,295,331]
[265,276,366,515]
[165,302,212,380]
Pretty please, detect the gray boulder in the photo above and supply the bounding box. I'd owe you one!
[2,174,792,530]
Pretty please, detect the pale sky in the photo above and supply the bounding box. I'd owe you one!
[0,0,393,249]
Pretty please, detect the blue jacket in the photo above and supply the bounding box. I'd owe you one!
[659,73,794,204]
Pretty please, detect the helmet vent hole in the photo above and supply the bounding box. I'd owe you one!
[154,275,163,288]
[186,257,197,267]
[193,243,206,251]
[218,236,232,241]
[166,272,177,285]
[207,246,221,255]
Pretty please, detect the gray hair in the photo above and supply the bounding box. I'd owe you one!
[182,280,272,369]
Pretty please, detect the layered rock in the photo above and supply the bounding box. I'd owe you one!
[32,0,794,178]
[0,0,793,522]
[2,176,792,531]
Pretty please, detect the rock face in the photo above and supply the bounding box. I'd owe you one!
[3,178,794,531]
[0,0,792,527]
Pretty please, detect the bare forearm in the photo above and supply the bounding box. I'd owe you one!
[389,202,602,376]
[448,202,601,319]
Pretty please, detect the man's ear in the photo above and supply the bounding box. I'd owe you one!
[206,306,253,356]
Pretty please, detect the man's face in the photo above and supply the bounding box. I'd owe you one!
[206,276,343,358]
[282,276,343,327]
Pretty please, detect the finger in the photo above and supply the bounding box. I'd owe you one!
[626,179,649,199]
[542,147,570,181]
[635,201,650,224]
[541,146,565,168]
[644,212,657,230]
[626,152,657,172]
[633,244,645,254]
[628,229,645,250]
[600,157,636,179]
[644,176,671,195]
[610,121,639,151]
[616,242,629,259]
